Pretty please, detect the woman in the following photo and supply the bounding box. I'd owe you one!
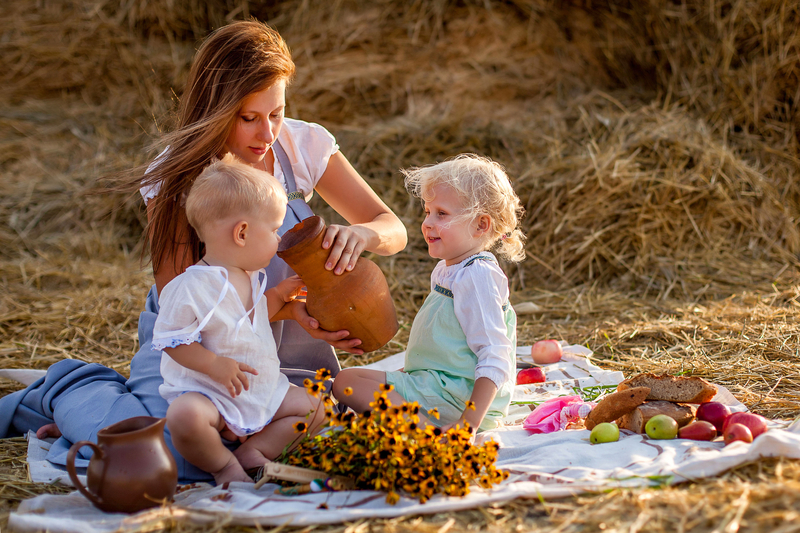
[0,20,407,482]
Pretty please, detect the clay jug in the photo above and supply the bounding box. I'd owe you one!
[277,216,398,352]
[66,416,178,513]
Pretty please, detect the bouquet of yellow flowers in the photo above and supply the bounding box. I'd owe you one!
[281,371,508,504]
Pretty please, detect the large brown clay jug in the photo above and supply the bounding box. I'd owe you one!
[66,416,178,513]
[277,216,398,352]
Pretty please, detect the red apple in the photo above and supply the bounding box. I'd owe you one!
[531,340,563,364]
[723,422,753,445]
[723,412,768,439]
[678,420,717,441]
[695,402,731,433]
[516,367,546,385]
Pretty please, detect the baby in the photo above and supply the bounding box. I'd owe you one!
[151,154,324,485]
[333,154,525,432]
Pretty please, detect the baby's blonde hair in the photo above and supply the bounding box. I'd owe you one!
[186,153,286,240]
[403,154,526,262]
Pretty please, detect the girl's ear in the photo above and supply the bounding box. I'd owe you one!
[232,220,248,247]
[474,215,492,237]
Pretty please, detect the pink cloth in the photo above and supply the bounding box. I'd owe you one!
[523,395,596,433]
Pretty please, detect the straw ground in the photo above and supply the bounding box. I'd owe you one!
[2,0,799,531]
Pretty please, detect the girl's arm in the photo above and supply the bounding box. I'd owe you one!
[164,343,257,397]
[441,377,498,432]
[447,262,515,432]
[313,151,408,275]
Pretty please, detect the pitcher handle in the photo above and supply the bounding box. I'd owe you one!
[66,440,104,508]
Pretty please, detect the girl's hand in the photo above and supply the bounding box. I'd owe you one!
[208,357,258,397]
[288,300,365,355]
[275,275,306,302]
[322,224,369,275]
[439,419,477,443]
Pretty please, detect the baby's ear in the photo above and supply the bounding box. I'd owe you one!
[232,220,248,247]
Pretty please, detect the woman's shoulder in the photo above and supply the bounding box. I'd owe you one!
[280,118,337,149]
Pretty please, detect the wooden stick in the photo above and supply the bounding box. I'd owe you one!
[254,460,354,490]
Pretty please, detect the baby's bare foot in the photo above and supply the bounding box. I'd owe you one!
[234,446,268,472]
[36,423,62,439]
[212,456,253,485]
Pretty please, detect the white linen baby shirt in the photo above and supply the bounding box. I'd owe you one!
[151,265,290,436]
[140,118,339,205]
[429,251,515,388]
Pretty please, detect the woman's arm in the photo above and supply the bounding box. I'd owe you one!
[147,201,195,296]
[313,151,408,274]
[271,299,365,353]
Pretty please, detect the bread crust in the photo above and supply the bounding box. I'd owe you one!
[617,373,717,404]
[585,386,650,430]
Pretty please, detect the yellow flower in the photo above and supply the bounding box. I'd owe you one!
[427,407,440,420]
[465,400,476,411]
[279,382,505,505]
[293,421,308,433]
[343,387,353,396]
[315,368,332,381]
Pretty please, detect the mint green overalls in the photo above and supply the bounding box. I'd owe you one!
[386,256,516,431]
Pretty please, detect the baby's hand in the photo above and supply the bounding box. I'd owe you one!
[208,357,258,397]
[276,275,306,302]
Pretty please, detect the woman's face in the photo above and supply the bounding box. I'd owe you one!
[224,79,287,167]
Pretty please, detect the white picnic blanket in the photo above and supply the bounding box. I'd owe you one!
[8,345,800,533]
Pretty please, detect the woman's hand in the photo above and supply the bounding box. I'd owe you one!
[287,299,365,355]
[321,224,370,275]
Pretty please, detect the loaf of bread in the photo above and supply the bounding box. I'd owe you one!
[617,373,717,404]
[617,401,696,433]
[585,386,650,430]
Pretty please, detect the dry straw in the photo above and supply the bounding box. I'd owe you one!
[1,0,800,531]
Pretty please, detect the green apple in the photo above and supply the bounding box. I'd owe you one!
[645,414,678,439]
[590,422,620,444]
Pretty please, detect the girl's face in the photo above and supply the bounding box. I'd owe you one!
[421,184,489,266]
[224,79,287,168]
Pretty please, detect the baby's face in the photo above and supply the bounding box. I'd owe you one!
[243,201,287,270]
[421,184,485,265]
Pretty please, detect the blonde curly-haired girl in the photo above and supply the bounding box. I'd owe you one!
[334,154,525,432]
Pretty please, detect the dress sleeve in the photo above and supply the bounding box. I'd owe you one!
[139,147,170,206]
[451,261,514,389]
[151,273,206,351]
[277,118,339,198]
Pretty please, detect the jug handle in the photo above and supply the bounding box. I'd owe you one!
[66,440,105,508]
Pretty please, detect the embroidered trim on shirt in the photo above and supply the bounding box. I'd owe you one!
[434,284,454,298]
[287,191,305,202]
[434,283,510,312]
[152,332,203,352]
[463,254,496,268]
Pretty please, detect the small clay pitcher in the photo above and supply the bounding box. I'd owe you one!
[277,216,399,352]
[66,416,178,513]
